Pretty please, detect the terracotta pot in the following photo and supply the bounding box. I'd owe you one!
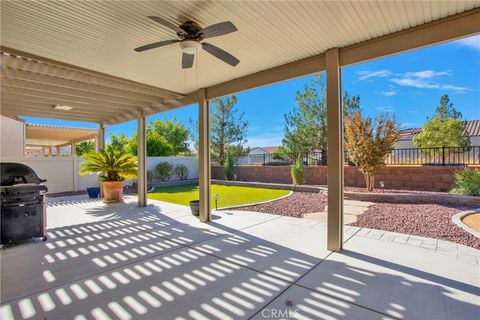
[101,181,124,203]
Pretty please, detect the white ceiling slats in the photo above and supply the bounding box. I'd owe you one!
[0,1,478,124]
[2,1,478,95]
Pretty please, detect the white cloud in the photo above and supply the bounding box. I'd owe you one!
[455,35,480,51]
[407,110,419,114]
[390,70,472,93]
[375,106,395,112]
[404,70,449,79]
[356,69,392,81]
[379,89,398,97]
[390,78,439,89]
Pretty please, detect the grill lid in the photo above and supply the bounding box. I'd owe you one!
[1,163,47,186]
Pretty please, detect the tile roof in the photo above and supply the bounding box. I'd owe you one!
[399,120,480,141]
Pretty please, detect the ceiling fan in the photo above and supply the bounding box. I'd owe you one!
[135,16,240,69]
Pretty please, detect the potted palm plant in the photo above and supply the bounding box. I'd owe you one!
[80,149,137,203]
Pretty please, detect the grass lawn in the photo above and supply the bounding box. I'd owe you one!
[147,183,290,208]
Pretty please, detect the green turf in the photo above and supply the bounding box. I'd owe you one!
[147,183,289,208]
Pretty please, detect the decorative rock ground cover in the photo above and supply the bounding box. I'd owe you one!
[238,191,480,249]
[352,203,480,249]
[235,192,327,218]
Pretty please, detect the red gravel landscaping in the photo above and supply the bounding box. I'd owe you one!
[235,192,327,218]
[352,203,480,249]
[235,191,479,249]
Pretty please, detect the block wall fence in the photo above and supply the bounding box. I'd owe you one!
[211,165,480,192]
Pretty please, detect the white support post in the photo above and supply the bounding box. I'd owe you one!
[198,88,211,222]
[326,48,344,252]
[137,115,147,207]
[97,124,106,151]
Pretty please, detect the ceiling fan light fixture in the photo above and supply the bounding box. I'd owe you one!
[180,40,197,55]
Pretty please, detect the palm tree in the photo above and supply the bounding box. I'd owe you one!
[80,149,137,202]
[80,149,137,181]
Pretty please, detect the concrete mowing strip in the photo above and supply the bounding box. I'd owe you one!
[218,191,293,211]
[452,209,480,238]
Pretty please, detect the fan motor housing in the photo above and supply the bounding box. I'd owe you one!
[179,21,203,40]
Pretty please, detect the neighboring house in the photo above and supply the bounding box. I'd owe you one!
[248,146,280,155]
[396,120,480,149]
[236,146,280,165]
[0,115,99,157]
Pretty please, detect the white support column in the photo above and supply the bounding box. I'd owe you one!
[96,124,106,151]
[137,115,147,207]
[198,88,211,222]
[326,48,344,252]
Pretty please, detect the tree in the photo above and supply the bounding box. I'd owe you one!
[106,133,131,153]
[129,131,174,157]
[282,75,327,155]
[413,95,470,148]
[345,112,399,191]
[151,118,190,155]
[108,118,191,157]
[211,95,248,165]
[191,95,249,165]
[224,150,234,180]
[76,140,94,156]
[282,74,361,164]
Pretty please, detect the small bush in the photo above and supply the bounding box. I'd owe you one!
[451,169,480,196]
[155,162,173,181]
[174,164,189,180]
[147,170,154,189]
[291,156,304,185]
[224,151,234,180]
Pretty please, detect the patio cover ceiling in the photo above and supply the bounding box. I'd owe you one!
[25,123,98,147]
[1,1,479,125]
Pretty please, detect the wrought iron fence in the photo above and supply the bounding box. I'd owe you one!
[234,146,480,166]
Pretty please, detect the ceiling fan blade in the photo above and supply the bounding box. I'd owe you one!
[148,16,186,35]
[182,52,194,69]
[134,39,179,52]
[202,42,239,66]
[201,21,237,39]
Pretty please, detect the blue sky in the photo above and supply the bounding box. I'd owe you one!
[23,35,480,147]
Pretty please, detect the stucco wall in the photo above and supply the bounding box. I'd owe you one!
[211,165,479,192]
[0,156,99,193]
[0,156,199,193]
[0,116,25,157]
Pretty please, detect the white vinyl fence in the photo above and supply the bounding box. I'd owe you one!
[0,156,198,194]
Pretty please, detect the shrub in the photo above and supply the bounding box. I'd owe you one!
[174,164,189,180]
[291,156,304,185]
[147,170,154,189]
[155,162,173,181]
[224,151,234,180]
[451,169,480,196]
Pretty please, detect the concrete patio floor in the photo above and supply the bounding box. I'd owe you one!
[0,196,478,320]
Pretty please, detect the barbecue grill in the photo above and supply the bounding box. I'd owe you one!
[1,162,48,247]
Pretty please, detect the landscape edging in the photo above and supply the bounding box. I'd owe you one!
[217,191,293,211]
[212,179,480,207]
[452,209,480,238]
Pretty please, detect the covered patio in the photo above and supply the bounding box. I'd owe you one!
[1,196,478,319]
[1,1,479,319]
[25,123,98,157]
